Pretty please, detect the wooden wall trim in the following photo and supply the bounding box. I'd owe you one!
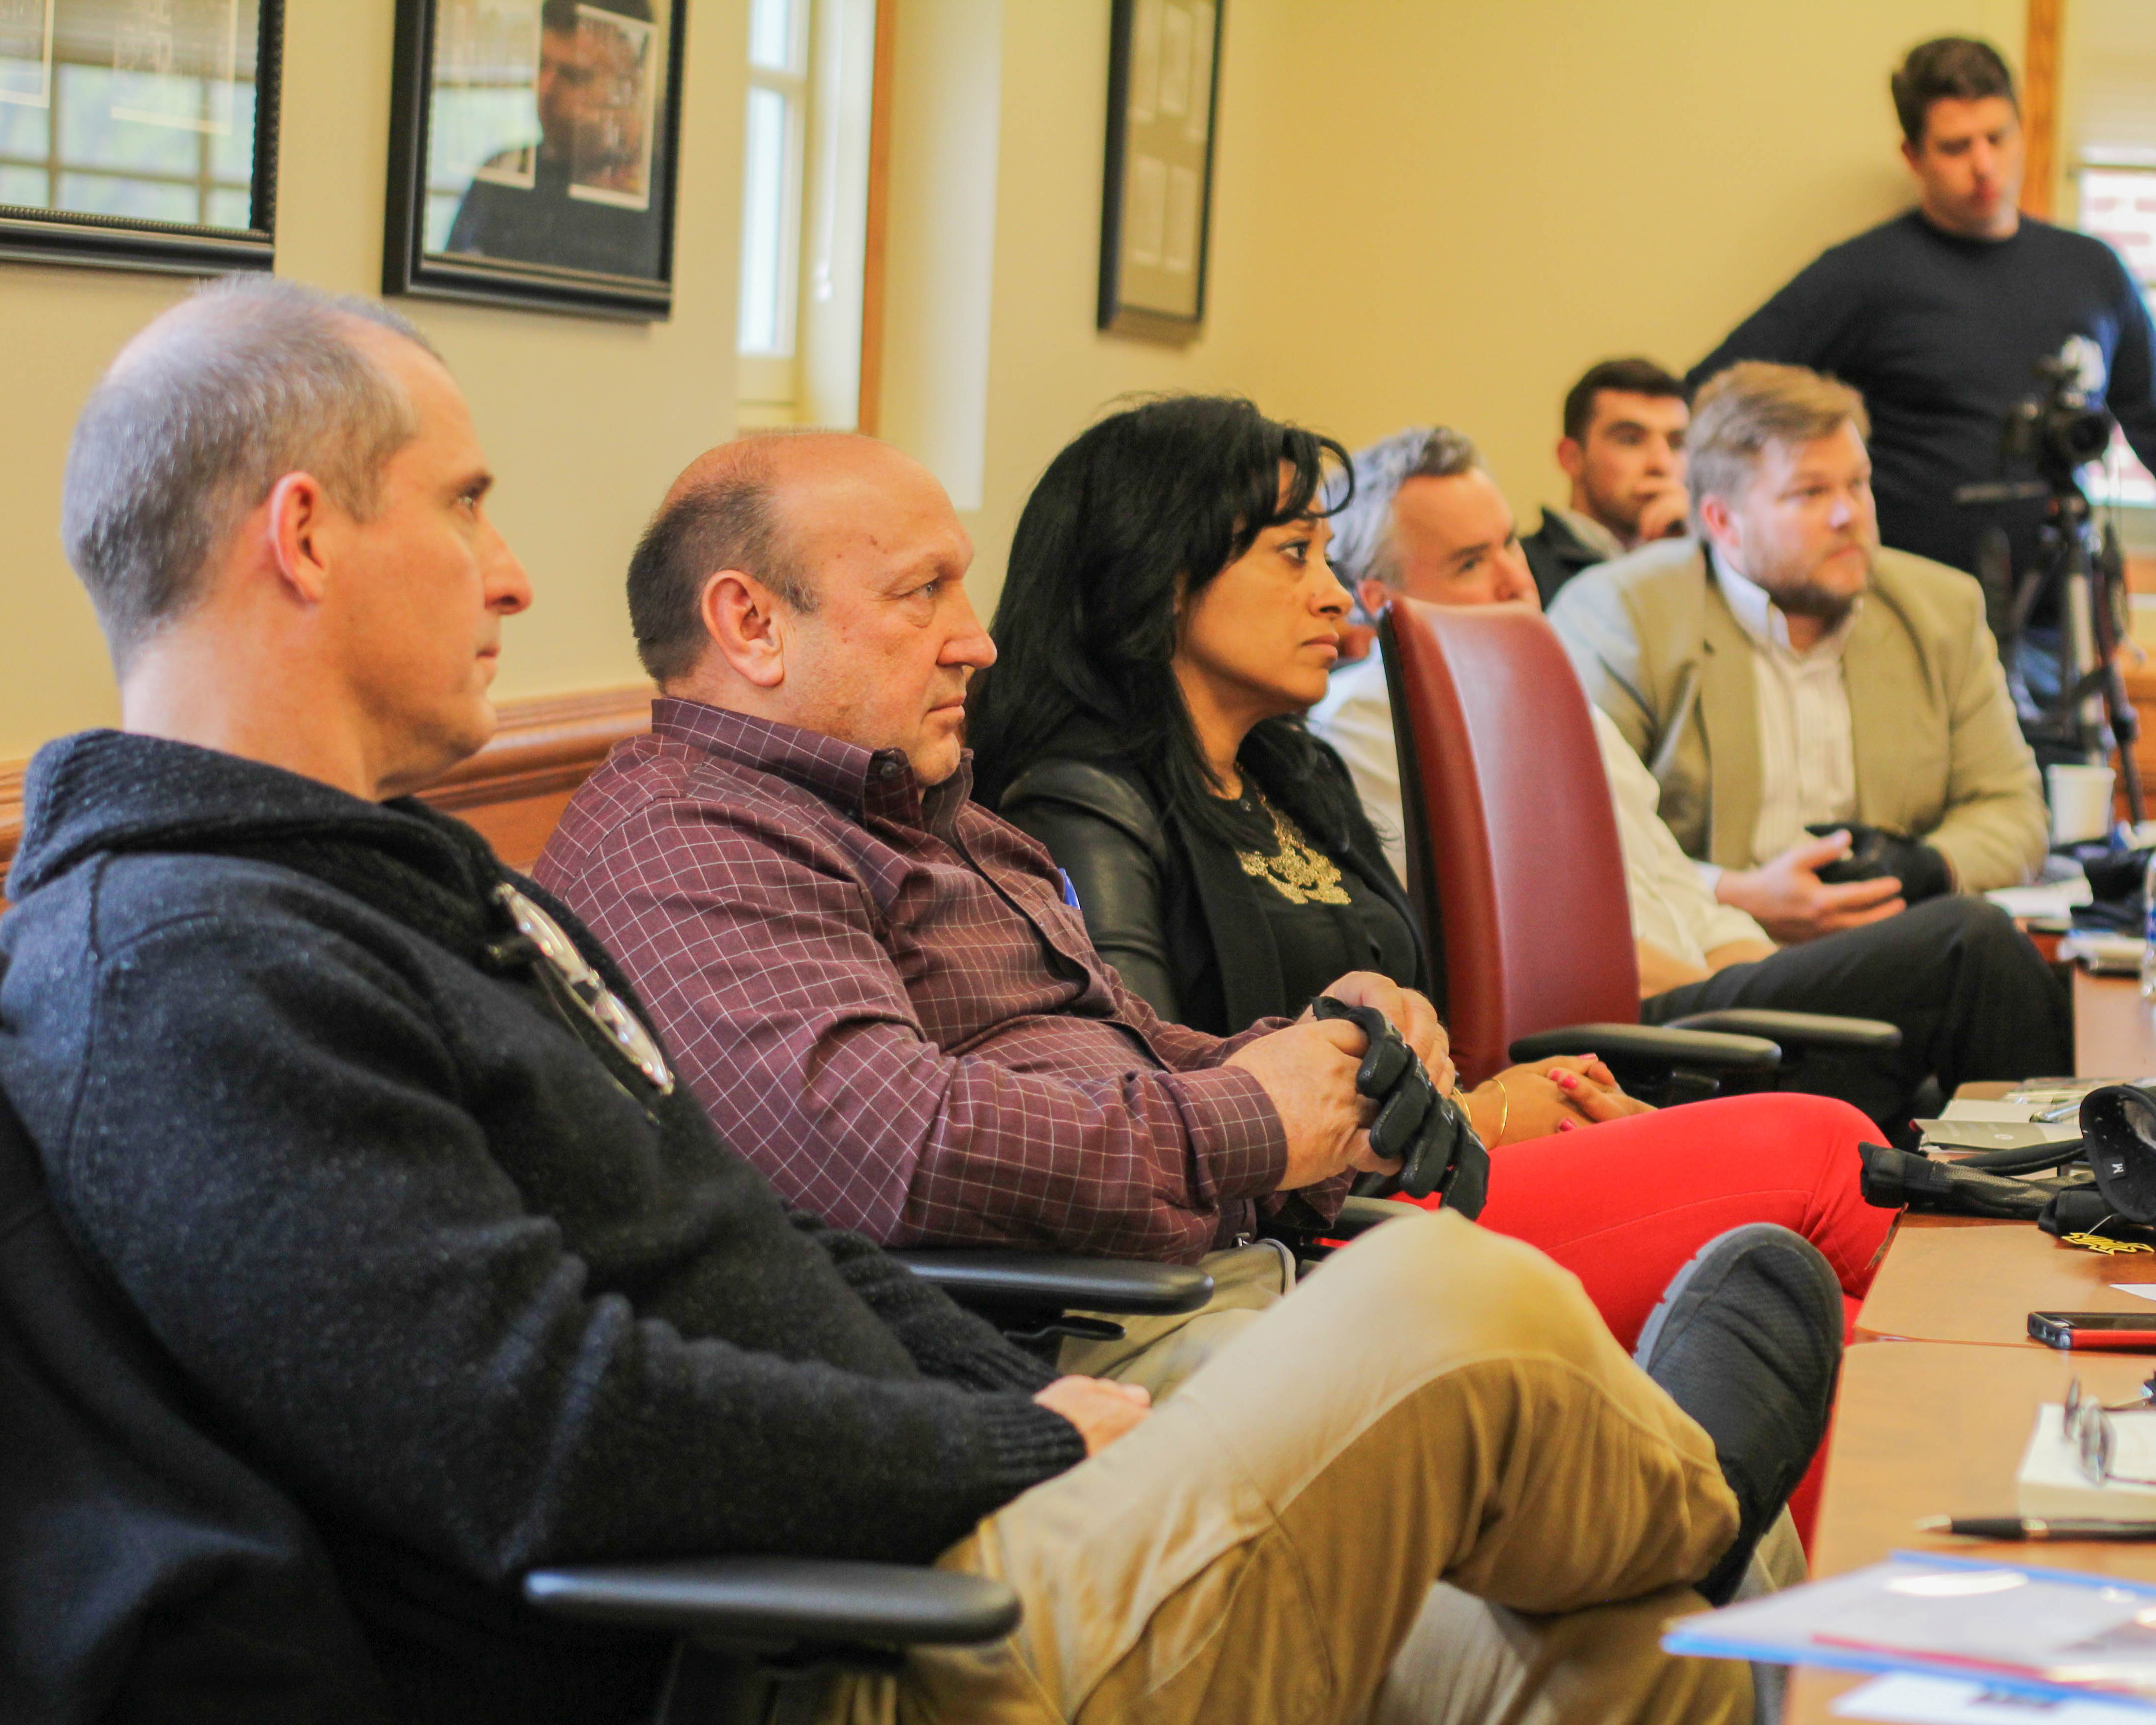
[2022,0,2063,221]
[0,758,23,886]
[0,685,652,889]
[417,685,653,813]
[856,0,896,436]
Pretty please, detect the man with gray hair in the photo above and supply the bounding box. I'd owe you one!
[0,275,1803,1723]
[1310,413,2068,1135]
[1550,360,2047,916]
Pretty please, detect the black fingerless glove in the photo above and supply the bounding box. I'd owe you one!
[1311,997,1488,1215]
[1805,822,1952,903]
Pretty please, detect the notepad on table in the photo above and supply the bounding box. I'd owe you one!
[1662,1554,2156,1705]
[2018,1404,2156,1521]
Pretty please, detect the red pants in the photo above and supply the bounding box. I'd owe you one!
[1424,1092,1894,1353]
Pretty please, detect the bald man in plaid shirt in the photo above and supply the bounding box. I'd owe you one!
[537,439,1425,1335]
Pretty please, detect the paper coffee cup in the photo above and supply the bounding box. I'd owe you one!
[2049,762,2117,846]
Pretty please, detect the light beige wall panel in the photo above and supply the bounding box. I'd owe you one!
[899,0,2027,622]
[0,266,188,757]
[883,0,1298,610]
[1241,0,2029,527]
[0,0,749,760]
[877,0,1004,509]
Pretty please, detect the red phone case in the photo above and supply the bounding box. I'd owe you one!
[2031,1313,2156,1350]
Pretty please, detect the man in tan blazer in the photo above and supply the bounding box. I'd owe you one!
[1549,362,2046,945]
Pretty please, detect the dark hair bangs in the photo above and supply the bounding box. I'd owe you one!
[1216,422,1352,574]
[968,395,1362,853]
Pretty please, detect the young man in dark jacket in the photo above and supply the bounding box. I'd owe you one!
[0,276,1823,1724]
[1687,37,2156,595]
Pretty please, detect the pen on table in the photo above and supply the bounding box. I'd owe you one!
[1917,1515,2156,1541]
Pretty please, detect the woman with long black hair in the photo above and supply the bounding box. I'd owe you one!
[967,395,1892,1356]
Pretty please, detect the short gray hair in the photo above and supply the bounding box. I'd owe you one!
[1686,362,1871,523]
[62,274,440,668]
[1324,425,1485,586]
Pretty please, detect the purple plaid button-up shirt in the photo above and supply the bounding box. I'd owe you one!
[535,699,1307,1262]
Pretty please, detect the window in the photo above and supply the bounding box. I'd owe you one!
[738,0,807,404]
[2077,161,2156,508]
[737,0,877,426]
[0,46,256,229]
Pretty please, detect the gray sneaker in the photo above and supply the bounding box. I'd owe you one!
[1633,1223,1843,1607]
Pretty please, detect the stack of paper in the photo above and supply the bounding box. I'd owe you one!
[1985,875,2092,925]
[1831,1673,2156,1720]
[2060,932,2146,974]
[1663,1555,2156,1705]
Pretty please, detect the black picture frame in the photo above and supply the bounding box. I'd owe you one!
[384,0,686,321]
[1097,0,1222,344]
[0,0,282,278]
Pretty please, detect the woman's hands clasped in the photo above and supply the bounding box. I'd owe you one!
[1466,1054,1655,1146]
[1242,977,1645,1188]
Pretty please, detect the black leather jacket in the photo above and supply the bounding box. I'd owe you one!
[1000,751,1426,1037]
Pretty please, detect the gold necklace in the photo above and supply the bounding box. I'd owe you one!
[1235,790,1351,906]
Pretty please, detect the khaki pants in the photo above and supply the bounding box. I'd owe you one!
[825,1208,1751,1725]
[1057,1238,1298,1401]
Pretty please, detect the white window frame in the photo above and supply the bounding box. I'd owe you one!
[738,0,811,408]
[738,0,878,426]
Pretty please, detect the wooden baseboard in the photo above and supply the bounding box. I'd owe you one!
[414,685,654,869]
[0,757,23,892]
[0,685,652,896]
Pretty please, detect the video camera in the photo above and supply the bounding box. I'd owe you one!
[2001,355,2115,487]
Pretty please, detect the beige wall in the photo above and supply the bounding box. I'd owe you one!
[0,0,2034,760]
[0,0,746,760]
[930,0,2028,616]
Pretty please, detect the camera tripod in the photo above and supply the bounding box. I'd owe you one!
[1957,361,2146,828]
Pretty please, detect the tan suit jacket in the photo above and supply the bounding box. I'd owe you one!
[1545,539,2046,892]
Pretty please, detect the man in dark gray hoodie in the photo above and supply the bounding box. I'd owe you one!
[0,276,1834,1724]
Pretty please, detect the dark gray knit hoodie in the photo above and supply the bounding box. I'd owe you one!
[0,730,1083,1724]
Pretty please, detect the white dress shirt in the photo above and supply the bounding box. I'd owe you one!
[1306,652,1771,972]
[1709,549,1860,866]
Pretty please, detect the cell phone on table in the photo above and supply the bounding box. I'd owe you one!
[2030,1311,2156,1350]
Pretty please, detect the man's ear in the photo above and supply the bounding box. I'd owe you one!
[1899,136,1925,176]
[1555,436,1586,482]
[1696,494,1739,557]
[698,570,789,689]
[1355,576,1391,618]
[263,471,333,605]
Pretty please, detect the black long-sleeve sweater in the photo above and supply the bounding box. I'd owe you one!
[1688,210,2156,586]
[0,730,1085,1724]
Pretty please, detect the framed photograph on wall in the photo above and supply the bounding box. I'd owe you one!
[1097,0,1221,344]
[384,0,686,319]
[0,0,282,276]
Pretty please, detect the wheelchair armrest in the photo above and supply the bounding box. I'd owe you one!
[1660,1008,1901,1052]
[1507,1022,1783,1074]
[1331,1194,1412,1236]
[524,1556,1021,1651]
[886,1250,1214,1316]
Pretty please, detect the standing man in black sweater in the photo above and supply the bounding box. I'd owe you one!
[1688,37,2156,600]
[0,275,1835,1722]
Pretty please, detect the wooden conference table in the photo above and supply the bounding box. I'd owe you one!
[1785,969,2156,1722]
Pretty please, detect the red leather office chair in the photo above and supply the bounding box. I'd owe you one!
[1380,597,1896,1097]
